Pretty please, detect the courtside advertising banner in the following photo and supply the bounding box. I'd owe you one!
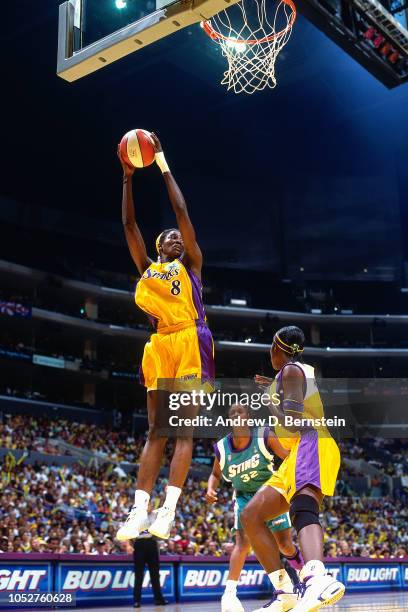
[344,563,402,590]
[56,562,175,604]
[326,564,343,583]
[178,562,270,601]
[0,563,53,608]
[402,564,408,589]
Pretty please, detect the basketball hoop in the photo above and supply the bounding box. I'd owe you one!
[201,0,296,94]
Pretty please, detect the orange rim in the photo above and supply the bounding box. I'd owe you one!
[201,0,296,46]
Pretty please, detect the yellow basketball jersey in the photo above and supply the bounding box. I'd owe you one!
[135,258,206,331]
[270,362,330,450]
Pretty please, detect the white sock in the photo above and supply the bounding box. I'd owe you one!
[224,579,238,594]
[163,485,182,511]
[268,569,293,592]
[133,489,150,509]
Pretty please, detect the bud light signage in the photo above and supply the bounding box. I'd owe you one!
[0,564,52,608]
[56,563,175,604]
[344,564,401,590]
[178,563,270,601]
[326,564,343,584]
[402,565,408,589]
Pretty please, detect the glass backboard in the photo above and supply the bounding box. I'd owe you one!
[57,0,240,82]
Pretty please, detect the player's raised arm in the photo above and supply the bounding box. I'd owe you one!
[150,133,203,278]
[205,457,222,503]
[118,146,151,276]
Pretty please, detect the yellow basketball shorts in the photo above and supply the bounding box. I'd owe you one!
[265,431,340,503]
[139,321,214,392]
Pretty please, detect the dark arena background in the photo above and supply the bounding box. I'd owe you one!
[1,0,408,610]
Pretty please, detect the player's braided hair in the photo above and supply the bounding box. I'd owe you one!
[274,325,305,361]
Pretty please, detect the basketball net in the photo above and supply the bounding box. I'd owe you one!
[201,0,296,94]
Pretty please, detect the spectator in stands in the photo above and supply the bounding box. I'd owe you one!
[0,414,407,559]
[0,536,9,553]
[30,537,46,553]
[338,540,352,557]
[47,537,62,554]
[93,539,109,555]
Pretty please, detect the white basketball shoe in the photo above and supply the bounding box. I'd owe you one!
[291,561,345,612]
[148,506,175,539]
[116,506,149,541]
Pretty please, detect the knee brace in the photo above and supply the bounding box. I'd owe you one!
[289,494,320,534]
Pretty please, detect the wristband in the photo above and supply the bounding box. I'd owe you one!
[155,151,170,174]
[282,399,304,414]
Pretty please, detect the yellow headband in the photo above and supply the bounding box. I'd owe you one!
[155,232,164,255]
[274,334,304,355]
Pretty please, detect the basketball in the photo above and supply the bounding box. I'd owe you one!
[120,129,155,168]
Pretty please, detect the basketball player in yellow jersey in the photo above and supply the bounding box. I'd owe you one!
[116,133,214,542]
[241,326,345,612]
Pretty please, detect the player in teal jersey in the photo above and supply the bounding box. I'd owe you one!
[206,404,303,612]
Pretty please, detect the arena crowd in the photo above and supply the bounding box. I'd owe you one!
[0,460,407,558]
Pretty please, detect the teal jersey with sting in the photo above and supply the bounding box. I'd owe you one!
[214,427,275,494]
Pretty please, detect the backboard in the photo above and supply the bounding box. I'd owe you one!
[57,0,240,82]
